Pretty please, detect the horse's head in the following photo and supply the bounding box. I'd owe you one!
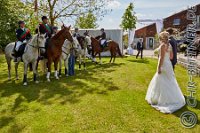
[77,36,87,49]
[31,34,46,53]
[37,34,46,53]
[85,36,92,46]
[62,25,73,43]
[72,37,80,50]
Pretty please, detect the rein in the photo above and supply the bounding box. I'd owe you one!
[29,44,45,49]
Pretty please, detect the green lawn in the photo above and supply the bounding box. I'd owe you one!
[0,54,199,133]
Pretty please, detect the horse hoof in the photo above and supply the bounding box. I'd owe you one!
[23,82,27,86]
[55,77,59,80]
[35,81,39,84]
[47,79,51,82]
[66,74,69,77]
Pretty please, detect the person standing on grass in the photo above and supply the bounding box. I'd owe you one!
[166,28,178,69]
[68,48,75,76]
[136,39,143,59]
[145,31,185,114]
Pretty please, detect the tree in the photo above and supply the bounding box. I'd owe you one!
[0,0,25,49]
[120,3,137,31]
[75,11,98,29]
[120,3,137,54]
[25,0,112,26]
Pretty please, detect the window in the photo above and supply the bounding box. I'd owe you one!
[173,18,180,26]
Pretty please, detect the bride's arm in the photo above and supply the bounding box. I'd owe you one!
[157,45,165,74]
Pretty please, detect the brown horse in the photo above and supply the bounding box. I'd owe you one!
[46,25,73,82]
[89,36,122,64]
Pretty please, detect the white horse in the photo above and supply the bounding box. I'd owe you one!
[76,36,92,70]
[58,37,79,77]
[4,34,46,85]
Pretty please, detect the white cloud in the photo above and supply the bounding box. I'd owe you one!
[107,0,121,9]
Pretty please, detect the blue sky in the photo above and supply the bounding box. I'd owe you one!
[98,0,199,29]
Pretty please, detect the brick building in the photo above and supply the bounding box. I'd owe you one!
[163,4,200,31]
[135,23,157,49]
[134,3,200,49]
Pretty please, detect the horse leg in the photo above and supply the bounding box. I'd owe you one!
[32,60,39,84]
[23,62,28,86]
[64,55,69,77]
[79,55,82,70]
[6,57,11,80]
[83,54,86,70]
[47,59,52,82]
[99,53,102,64]
[109,51,113,63]
[59,57,62,77]
[15,62,19,80]
[92,52,97,62]
[93,52,98,64]
[113,52,116,63]
[54,59,59,80]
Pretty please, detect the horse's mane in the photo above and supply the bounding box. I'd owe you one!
[77,36,85,42]
[51,28,66,40]
[30,34,39,45]
[91,37,98,42]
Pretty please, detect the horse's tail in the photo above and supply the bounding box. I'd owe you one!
[116,44,123,57]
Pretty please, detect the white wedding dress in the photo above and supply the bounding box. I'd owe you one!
[145,45,185,113]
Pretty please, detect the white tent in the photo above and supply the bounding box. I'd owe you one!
[76,29,123,56]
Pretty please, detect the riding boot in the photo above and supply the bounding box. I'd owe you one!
[101,45,104,51]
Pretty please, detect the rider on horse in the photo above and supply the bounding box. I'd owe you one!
[36,16,53,59]
[99,28,107,50]
[13,20,32,62]
[36,16,53,47]
[37,16,53,37]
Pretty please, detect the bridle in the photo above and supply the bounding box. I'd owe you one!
[29,33,45,49]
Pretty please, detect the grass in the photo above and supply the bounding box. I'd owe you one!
[0,54,200,133]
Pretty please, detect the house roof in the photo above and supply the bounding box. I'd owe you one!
[135,23,156,32]
[164,3,200,20]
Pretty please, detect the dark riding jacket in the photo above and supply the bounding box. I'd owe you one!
[36,23,53,38]
[16,28,32,42]
[101,32,106,40]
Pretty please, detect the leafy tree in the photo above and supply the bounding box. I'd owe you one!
[120,3,137,31]
[120,3,137,50]
[75,11,98,29]
[25,0,112,26]
[0,0,25,49]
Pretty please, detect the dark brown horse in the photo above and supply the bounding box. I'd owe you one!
[46,25,73,81]
[90,36,122,64]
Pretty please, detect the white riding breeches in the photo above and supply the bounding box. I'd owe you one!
[101,39,106,45]
[15,41,23,51]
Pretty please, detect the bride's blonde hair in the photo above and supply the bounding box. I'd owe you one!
[159,31,169,43]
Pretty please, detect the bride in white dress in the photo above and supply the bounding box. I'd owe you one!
[145,31,185,113]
